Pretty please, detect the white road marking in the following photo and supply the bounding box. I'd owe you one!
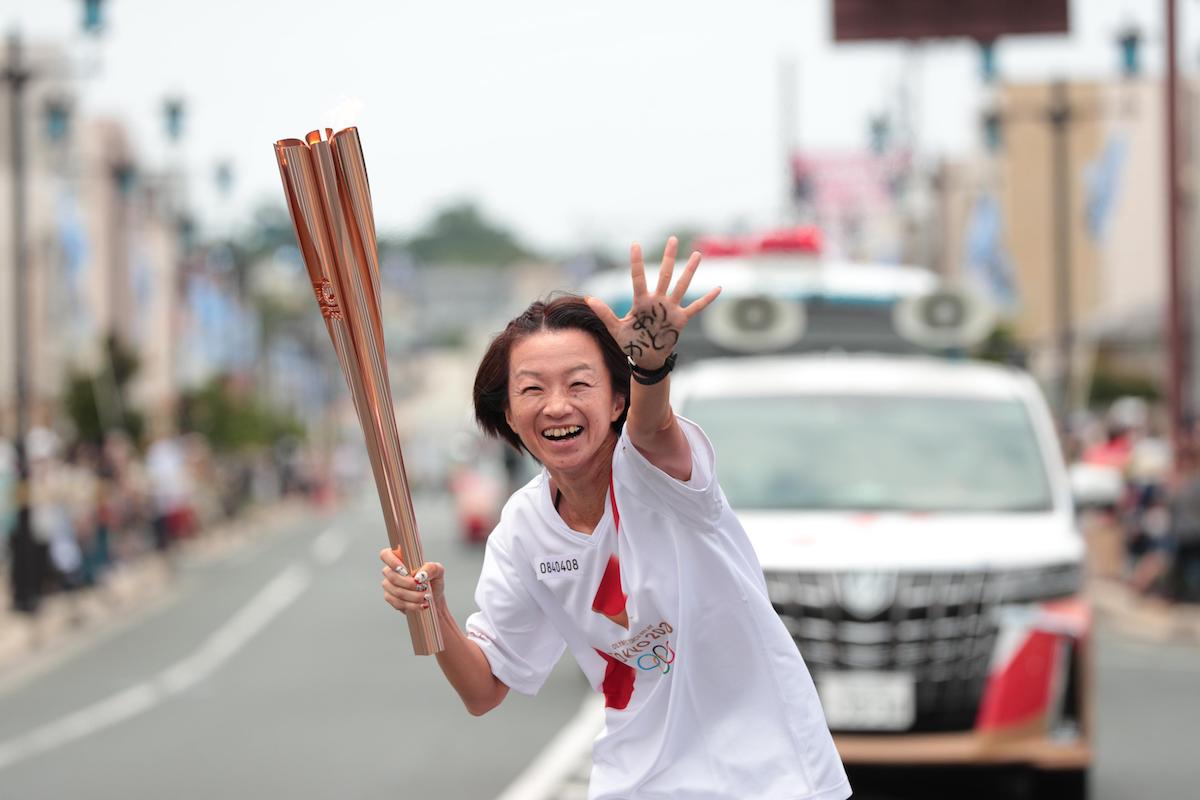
[495,694,604,800]
[0,683,160,771]
[158,565,309,693]
[310,527,349,566]
[0,564,311,773]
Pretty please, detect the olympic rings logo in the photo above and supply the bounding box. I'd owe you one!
[636,643,676,674]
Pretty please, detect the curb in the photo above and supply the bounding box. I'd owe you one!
[1087,579,1200,645]
[0,499,312,679]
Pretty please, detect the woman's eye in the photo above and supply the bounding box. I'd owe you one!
[520,386,542,395]
[571,382,591,389]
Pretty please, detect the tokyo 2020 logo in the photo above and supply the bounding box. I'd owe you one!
[636,643,675,674]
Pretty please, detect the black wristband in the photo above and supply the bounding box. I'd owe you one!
[628,352,677,386]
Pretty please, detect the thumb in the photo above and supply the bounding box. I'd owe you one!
[585,296,622,331]
[419,561,446,584]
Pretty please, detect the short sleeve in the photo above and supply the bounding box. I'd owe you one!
[612,415,722,527]
[464,533,566,696]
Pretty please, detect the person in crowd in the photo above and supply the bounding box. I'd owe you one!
[63,443,103,587]
[145,432,194,553]
[28,429,84,601]
[1167,443,1200,602]
[1128,481,1172,596]
[1,438,15,562]
[102,430,150,561]
[379,239,851,800]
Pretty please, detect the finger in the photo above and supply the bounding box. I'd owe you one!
[417,562,445,585]
[381,565,419,589]
[629,243,647,297]
[670,251,702,304]
[585,296,623,330]
[383,591,430,613]
[655,236,678,296]
[683,285,722,319]
[379,548,405,571]
[380,579,428,605]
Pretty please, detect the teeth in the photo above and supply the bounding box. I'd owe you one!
[543,425,582,439]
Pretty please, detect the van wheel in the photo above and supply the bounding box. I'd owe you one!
[1035,768,1088,800]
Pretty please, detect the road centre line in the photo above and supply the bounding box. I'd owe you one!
[495,694,604,800]
[0,563,311,773]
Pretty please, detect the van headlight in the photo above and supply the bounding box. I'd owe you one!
[986,563,1082,604]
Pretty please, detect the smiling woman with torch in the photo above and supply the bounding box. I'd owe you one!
[379,236,850,799]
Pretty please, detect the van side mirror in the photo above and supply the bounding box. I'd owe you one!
[1068,462,1123,512]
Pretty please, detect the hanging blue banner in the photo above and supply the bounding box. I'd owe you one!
[963,191,1016,310]
[1085,134,1127,241]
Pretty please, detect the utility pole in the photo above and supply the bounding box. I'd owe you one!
[1048,80,1074,427]
[4,32,39,613]
[1165,0,1190,463]
[779,56,801,220]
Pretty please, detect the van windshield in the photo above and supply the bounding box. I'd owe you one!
[682,394,1054,512]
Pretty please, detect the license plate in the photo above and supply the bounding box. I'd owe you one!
[817,671,916,731]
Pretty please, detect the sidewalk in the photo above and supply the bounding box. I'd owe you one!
[0,499,311,681]
[1087,578,1200,644]
[1080,512,1200,645]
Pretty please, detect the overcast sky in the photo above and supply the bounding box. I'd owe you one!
[8,0,1195,253]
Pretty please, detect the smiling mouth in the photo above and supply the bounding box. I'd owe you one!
[542,425,583,442]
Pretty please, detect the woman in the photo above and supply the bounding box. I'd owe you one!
[381,238,850,800]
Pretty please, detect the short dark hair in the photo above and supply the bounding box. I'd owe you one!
[474,294,630,454]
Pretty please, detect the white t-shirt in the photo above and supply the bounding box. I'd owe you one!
[466,417,851,800]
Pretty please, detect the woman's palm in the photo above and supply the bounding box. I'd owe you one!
[586,237,721,370]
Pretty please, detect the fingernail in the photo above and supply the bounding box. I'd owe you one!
[393,565,408,576]
[421,602,429,610]
[414,570,428,583]
[424,592,432,603]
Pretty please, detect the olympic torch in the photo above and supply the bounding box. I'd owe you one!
[274,128,443,655]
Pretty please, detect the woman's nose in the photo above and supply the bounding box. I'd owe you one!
[544,387,572,416]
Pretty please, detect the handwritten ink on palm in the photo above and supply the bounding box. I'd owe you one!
[624,303,679,364]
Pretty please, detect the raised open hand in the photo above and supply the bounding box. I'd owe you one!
[586,237,722,371]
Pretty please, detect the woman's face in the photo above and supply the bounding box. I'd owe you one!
[505,329,626,476]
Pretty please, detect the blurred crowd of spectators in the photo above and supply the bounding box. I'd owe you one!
[1070,397,1200,603]
[1,428,322,616]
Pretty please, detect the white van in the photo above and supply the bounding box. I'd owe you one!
[672,353,1091,798]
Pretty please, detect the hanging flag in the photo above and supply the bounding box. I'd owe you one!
[132,247,155,344]
[55,185,93,344]
[963,192,1016,311]
[1085,134,1127,241]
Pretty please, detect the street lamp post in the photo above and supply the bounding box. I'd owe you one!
[4,32,38,613]
[1164,0,1190,463]
[5,1,109,613]
[1048,80,1074,429]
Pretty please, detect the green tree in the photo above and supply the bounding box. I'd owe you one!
[177,374,304,453]
[971,323,1027,367]
[1087,364,1160,408]
[63,334,145,446]
[407,202,537,266]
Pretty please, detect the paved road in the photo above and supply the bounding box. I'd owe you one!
[3,491,1199,800]
[1090,623,1199,799]
[0,492,587,800]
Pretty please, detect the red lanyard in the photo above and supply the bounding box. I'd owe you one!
[609,476,619,533]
